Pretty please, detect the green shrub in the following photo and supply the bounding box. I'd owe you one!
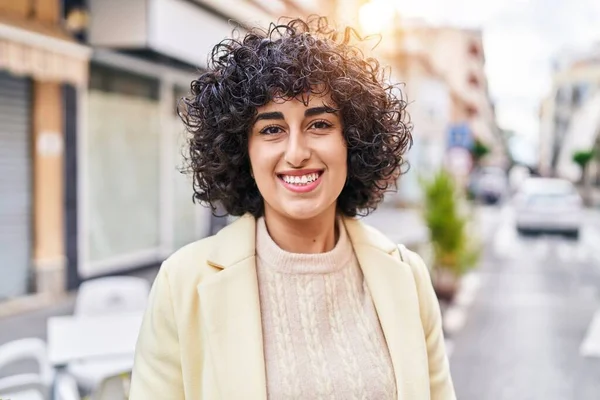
[421,169,481,276]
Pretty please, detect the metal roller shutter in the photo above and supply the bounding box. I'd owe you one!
[0,72,31,299]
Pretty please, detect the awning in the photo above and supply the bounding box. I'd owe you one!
[0,15,91,87]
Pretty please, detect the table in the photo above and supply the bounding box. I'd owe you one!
[47,312,144,367]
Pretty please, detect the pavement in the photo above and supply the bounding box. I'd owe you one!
[450,205,600,400]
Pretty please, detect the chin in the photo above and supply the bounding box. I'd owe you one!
[280,200,331,221]
[282,207,322,221]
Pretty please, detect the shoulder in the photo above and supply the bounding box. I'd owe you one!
[397,245,430,280]
[158,234,220,289]
[157,213,256,290]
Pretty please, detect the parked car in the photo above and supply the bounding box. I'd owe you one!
[513,178,583,239]
[469,167,508,205]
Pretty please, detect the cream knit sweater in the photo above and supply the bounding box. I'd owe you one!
[255,217,397,400]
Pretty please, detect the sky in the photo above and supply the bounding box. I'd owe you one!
[390,0,600,153]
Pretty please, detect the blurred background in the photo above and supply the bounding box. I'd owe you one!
[1,0,600,399]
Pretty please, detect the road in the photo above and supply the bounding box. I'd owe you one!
[450,205,600,400]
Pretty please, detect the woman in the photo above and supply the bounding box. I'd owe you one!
[130,17,455,400]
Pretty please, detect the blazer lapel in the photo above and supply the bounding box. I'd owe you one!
[344,218,430,399]
[198,215,267,400]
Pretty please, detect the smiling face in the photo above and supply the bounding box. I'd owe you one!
[248,92,347,222]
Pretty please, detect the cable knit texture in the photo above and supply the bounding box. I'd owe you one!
[255,217,397,400]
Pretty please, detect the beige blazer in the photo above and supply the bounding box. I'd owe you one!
[130,214,456,400]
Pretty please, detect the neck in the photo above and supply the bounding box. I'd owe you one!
[263,206,338,253]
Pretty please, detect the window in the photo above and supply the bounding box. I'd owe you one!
[468,73,480,88]
[468,42,481,58]
[86,65,161,264]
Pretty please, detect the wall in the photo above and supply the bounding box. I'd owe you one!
[32,81,65,294]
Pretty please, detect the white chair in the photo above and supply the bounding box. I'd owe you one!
[73,276,150,317]
[0,338,53,400]
[68,276,150,393]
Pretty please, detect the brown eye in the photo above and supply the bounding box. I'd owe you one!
[259,125,283,135]
[310,120,333,130]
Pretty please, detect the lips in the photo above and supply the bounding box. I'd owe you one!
[277,169,324,193]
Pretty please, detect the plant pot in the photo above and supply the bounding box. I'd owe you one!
[431,266,461,303]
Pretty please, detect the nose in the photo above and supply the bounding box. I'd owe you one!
[284,128,311,167]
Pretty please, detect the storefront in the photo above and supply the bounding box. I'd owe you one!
[77,0,255,279]
[77,51,213,279]
[0,3,90,299]
[0,72,32,299]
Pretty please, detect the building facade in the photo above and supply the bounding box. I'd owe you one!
[418,25,502,165]
[362,18,502,203]
[539,46,600,183]
[0,0,90,300]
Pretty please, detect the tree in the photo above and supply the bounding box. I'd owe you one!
[573,149,595,181]
[573,149,595,205]
[471,138,490,166]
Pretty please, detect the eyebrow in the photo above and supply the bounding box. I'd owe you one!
[254,111,284,122]
[253,106,338,123]
[304,106,338,117]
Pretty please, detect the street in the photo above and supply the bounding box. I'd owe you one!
[450,205,600,400]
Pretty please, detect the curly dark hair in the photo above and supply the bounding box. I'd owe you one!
[179,16,412,218]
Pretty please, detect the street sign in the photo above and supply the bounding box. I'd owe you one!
[448,123,473,149]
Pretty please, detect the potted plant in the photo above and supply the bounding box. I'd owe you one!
[420,169,481,302]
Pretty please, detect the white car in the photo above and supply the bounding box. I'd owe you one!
[514,178,583,239]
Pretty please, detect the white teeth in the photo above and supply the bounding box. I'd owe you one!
[281,172,320,185]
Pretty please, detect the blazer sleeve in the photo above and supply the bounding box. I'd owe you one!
[130,265,185,399]
[404,248,457,400]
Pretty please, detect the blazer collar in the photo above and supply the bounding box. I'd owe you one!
[201,213,427,399]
